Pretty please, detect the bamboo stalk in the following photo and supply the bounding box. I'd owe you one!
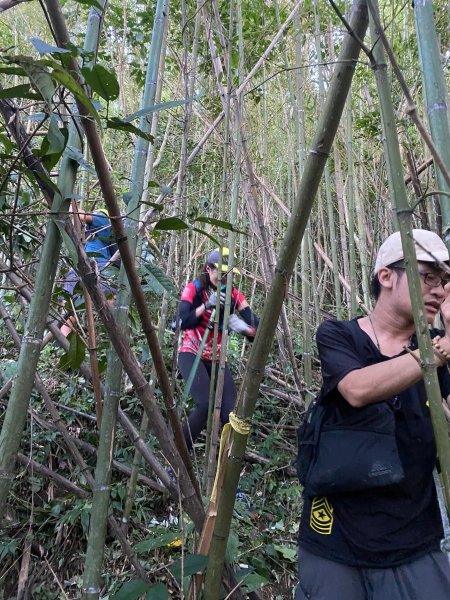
[0,300,150,581]
[203,3,369,595]
[314,5,342,317]
[0,257,176,493]
[368,0,450,520]
[121,6,171,531]
[42,0,204,525]
[0,101,85,521]
[345,93,358,316]
[81,2,181,595]
[413,1,450,241]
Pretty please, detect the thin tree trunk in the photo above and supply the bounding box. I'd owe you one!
[204,2,369,595]
[414,0,450,243]
[368,0,450,526]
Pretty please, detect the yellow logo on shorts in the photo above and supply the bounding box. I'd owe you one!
[310,497,333,535]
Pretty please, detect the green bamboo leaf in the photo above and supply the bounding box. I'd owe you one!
[29,169,60,195]
[46,118,66,155]
[54,220,79,265]
[106,117,154,142]
[169,553,208,581]
[154,217,189,231]
[64,146,96,175]
[140,200,163,210]
[124,99,188,123]
[134,531,181,553]
[81,64,119,101]
[0,66,25,76]
[59,331,86,370]
[140,263,178,297]
[146,583,168,600]
[194,216,235,231]
[272,543,297,561]
[51,66,100,124]
[111,579,152,600]
[191,226,219,246]
[240,573,269,593]
[0,84,39,100]
[72,0,104,11]
[30,37,71,55]
[20,60,55,106]
[40,120,68,171]
[0,134,14,152]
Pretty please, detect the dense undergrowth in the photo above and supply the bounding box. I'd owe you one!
[0,306,308,599]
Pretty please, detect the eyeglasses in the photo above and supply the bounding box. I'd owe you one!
[418,272,450,288]
[392,266,450,288]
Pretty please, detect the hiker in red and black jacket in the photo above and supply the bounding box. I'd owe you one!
[178,248,259,451]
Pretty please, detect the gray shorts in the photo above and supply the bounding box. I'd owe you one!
[295,546,450,600]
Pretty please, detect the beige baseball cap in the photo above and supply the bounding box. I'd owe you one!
[374,229,449,274]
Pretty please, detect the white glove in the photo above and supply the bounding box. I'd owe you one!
[228,314,249,335]
[205,291,217,309]
[205,290,226,310]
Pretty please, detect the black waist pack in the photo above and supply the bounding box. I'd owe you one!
[297,394,405,497]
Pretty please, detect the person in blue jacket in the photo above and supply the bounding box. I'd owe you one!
[61,207,116,336]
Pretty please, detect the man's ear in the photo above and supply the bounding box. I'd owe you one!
[377,267,395,290]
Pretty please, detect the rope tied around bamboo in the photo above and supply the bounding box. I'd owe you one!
[228,412,251,436]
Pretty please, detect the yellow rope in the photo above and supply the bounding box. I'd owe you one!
[210,414,251,503]
[228,411,251,435]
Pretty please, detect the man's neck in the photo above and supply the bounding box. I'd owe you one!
[368,302,415,353]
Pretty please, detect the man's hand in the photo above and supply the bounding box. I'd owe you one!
[437,282,450,356]
[440,281,450,331]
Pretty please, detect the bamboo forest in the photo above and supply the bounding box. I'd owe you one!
[1,0,450,597]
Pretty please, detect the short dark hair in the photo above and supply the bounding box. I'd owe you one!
[370,260,405,301]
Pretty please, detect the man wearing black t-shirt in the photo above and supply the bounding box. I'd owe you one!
[297,230,450,600]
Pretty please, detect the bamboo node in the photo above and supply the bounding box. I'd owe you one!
[83,587,101,596]
[394,207,413,216]
[404,346,422,365]
[274,267,289,282]
[94,484,111,492]
[247,365,265,376]
[134,381,149,393]
[24,334,42,345]
[309,148,329,158]
[229,412,251,435]
[428,101,447,116]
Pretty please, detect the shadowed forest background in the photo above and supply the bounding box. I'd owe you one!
[0,0,450,598]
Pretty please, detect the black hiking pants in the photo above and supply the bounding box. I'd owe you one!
[178,352,237,451]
